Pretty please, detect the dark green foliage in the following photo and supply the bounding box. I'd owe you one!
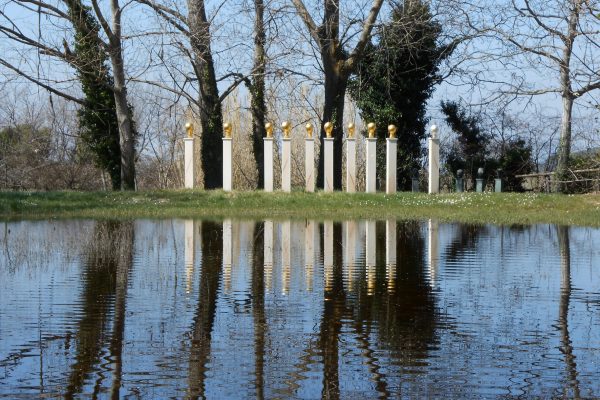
[441,101,533,191]
[349,1,448,190]
[65,0,136,190]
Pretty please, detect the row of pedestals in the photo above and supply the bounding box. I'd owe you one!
[184,122,441,194]
[184,219,440,295]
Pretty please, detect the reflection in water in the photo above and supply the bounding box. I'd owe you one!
[65,221,133,399]
[557,225,581,399]
[323,221,334,292]
[428,219,439,286]
[187,221,222,399]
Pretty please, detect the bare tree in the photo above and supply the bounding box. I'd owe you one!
[290,0,384,189]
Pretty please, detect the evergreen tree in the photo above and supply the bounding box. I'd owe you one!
[349,0,449,190]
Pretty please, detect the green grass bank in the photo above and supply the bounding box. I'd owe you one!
[0,190,599,227]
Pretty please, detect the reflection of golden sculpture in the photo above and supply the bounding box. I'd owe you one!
[185,122,194,138]
[282,121,291,138]
[388,124,397,139]
[265,122,273,138]
[347,123,355,138]
[305,123,313,138]
[324,122,333,138]
[367,122,376,138]
[223,122,232,138]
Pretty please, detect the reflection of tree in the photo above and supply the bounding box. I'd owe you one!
[251,222,266,399]
[319,222,344,400]
[65,221,134,399]
[556,225,580,399]
[187,222,222,399]
[444,224,486,263]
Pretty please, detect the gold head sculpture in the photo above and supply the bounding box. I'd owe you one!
[388,124,397,139]
[185,122,193,138]
[223,122,232,138]
[265,122,273,138]
[347,122,355,138]
[324,122,333,138]
[367,122,376,138]
[281,121,291,138]
[305,123,313,138]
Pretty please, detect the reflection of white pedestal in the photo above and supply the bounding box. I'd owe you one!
[366,138,377,193]
[324,138,334,192]
[282,138,291,192]
[428,219,439,286]
[386,219,396,293]
[305,138,315,192]
[428,138,440,194]
[366,220,376,295]
[264,220,273,290]
[305,220,315,291]
[184,220,195,293]
[386,138,397,194]
[343,221,358,291]
[223,219,232,293]
[346,138,356,192]
[264,138,274,192]
[223,138,233,191]
[184,137,195,188]
[281,221,291,295]
[324,221,334,290]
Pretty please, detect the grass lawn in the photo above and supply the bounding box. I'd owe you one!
[0,190,599,227]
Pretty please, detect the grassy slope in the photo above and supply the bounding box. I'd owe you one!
[1,190,599,226]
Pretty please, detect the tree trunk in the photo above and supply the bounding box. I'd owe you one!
[109,45,136,190]
[188,0,223,189]
[251,0,267,189]
[317,61,347,190]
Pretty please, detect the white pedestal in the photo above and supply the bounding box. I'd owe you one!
[184,137,195,189]
[305,138,315,192]
[222,219,232,293]
[428,138,440,194]
[324,138,334,192]
[264,138,274,192]
[343,221,357,291]
[366,138,377,193]
[386,138,397,194]
[223,138,232,191]
[346,138,356,192]
[386,219,396,293]
[281,138,291,192]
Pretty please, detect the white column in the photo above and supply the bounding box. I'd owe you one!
[428,125,440,194]
[184,137,195,189]
[223,137,233,191]
[366,138,377,193]
[386,219,397,293]
[386,138,398,194]
[366,220,376,295]
[281,221,291,295]
[223,219,232,293]
[324,220,334,290]
[346,138,356,193]
[324,138,334,192]
[184,220,195,294]
[281,138,291,192]
[305,138,315,192]
[305,220,315,291]
[264,138,274,192]
[428,219,439,287]
[264,220,273,290]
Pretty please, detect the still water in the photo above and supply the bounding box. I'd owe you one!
[0,219,599,398]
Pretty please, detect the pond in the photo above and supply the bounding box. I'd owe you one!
[1,219,599,398]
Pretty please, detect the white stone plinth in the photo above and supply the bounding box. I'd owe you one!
[386,138,397,194]
[366,138,377,193]
[324,138,334,192]
[184,137,195,189]
[305,220,315,291]
[184,220,195,293]
[346,138,356,192]
[428,219,439,286]
[324,220,333,290]
[281,138,291,192]
[223,138,232,191]
[222,219,232,293]
[264,138,274,192]
[305,138,315,192]
[282,221,291,295]
[428,138,440,194]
